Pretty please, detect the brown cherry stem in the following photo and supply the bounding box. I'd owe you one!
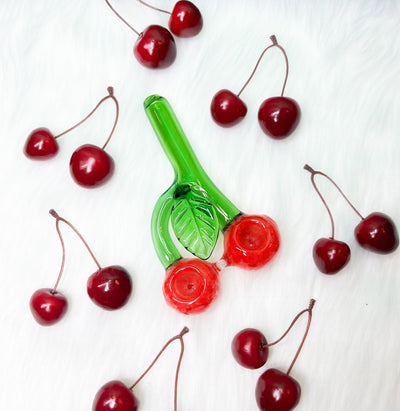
[286,299,316,376]
[129,327,189,411]
[304,164,365,237]
[237,34,289,98]
[137,0,171,15]
[54,87,119,151]
[105,0,140,36]
[49,209,102,293]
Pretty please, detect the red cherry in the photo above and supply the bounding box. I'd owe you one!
[255,368,301,411]
[232,328,268,369]
[24,128,58,159]
[355,212,399,254]
[30,288,68,326]
[223,214,280,270]
[210,90,247,127]
[313,238,351,274]
[70,144,114,187]
[169,1,203,37]
[258,97,300,139]
[163,259,220,314]
[87,265,132,310]
[134,25,177,69]
[92,380,138,411]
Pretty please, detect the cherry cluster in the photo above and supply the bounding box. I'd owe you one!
[105,0,203,69]
[24,87,119,188]
[30,210,132,326]
[93,327,189,411]
[211,35,300,139]
[232,299,316,411]
[305,165,399,274]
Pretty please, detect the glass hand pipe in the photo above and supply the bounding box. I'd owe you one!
[144,95,280,315]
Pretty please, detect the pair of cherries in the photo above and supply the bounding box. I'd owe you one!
[305,165,399,275]
[232,299,316,411]
[24,87,119,188]
[105,0,202,68]
[211,35,300,139]
[93,327,189,411]
[30,210,132,326]
[163,214,280,315]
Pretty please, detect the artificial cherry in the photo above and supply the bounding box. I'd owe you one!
[138,0,203,37]
[93,327,189,411]
[211,35,300,138]
[105,0,176,68]
[223,214,280,270]
[24,128,58,159]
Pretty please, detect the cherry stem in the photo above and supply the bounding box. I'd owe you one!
[304,165,365,233]
[104,0,140,36]
[237,35,289,98]
[129,327,189,411]
[54,87,119,151]
[137,0,171,15]
[49,209,102,292]
[286,299,316,376]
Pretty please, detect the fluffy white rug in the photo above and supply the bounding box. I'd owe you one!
[1,0,399,410]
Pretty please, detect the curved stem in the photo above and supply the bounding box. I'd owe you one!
[237,35,289,98]
[129,327,189,411]
[51,218,66,293]
[54,87,119,151]
[304,165,364,224]
[137,0,171,15]
[105,0,140,36]
[49,210,102,274]
[287,299,316,376]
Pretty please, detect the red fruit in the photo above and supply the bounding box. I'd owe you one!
[30,288,68,326]
[163,259,220,314]
[87,265,132,310]
[24,128,58,159]
[355,212,399,254]
[256,368,301,411]
[210,89,247,127]
[134,25,177,69]
[169,1,203,37]
[231,328,268,369]
[223,214,280,270]
[93,380,138,411]
[70,144,114,187]
[258,97,300,139]
[313,238,351,274]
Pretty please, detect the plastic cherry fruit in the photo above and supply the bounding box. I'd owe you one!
[24,128,58,159]
[93,327,189,411]
[210,90,247,127]
[355,212,399,254]
[105,1,176,68]
[30,289,68,326]
[232,328,268,369]
[223,214,280,270]
[163,259,220,315]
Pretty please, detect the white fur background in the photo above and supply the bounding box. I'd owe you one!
[1,1,399,410]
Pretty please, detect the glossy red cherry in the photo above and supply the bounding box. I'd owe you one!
[355,212,399,254]
[258,97,300,139]
[24,128,58,159]
[232,328,268,369]
[210,90,247,127]
[134,25,177,69]
[163,258,220,314]
[313,238,351,274]
[223,214,280,270]
[93,380,138,411]
[169,1,203,37]
[70,144,114,187]
[30,288,68,326]
[87,265,132,310]
[256,368,301,411]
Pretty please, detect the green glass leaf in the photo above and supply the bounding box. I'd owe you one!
[171,187,219,259]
